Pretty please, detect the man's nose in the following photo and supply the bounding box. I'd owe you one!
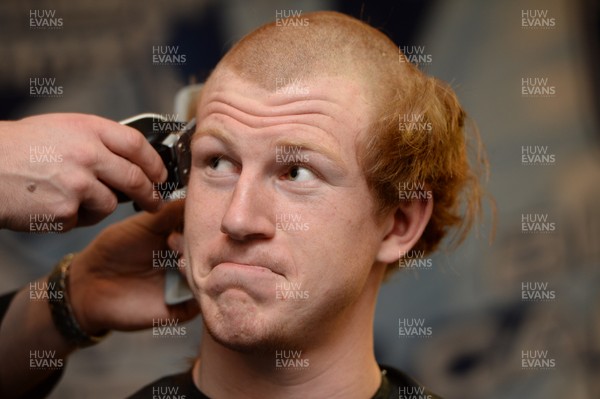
[220,172,275,241]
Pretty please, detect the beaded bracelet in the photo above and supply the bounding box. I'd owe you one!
[47,253,109,347]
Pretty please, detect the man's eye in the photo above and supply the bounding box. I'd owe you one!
[284,165,316,182]
[209,156,236,173]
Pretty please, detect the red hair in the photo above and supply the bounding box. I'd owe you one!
[211,11,489,273]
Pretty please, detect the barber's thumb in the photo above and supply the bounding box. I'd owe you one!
[167,231,184,253]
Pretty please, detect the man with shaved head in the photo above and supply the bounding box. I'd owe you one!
[128,10,483,398]
[1,10,483,398]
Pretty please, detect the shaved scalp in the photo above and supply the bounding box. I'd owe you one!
[218,11,400,101]
[205,11,488,274]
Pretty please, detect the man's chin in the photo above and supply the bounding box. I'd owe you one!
[201,303,292,354]
[204,325,271,354]
[203,319,289,354]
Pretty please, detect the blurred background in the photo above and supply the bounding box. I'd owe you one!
[0,0,598,398]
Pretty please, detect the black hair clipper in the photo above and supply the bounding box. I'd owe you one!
[119,113,195,206]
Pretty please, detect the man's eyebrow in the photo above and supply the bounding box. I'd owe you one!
[192,128,235,148]
[192,129,347,170]
[272,137,346,169]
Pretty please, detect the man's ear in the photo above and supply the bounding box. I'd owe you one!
[375,198,433,264]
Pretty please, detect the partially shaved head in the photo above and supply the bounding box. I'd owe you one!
[200,11,485,272]
[217,11,401,106]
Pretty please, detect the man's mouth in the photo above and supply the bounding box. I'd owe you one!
[200,251,290,298]
[215,261,285,277]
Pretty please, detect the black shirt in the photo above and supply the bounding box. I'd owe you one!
[128,365,441,399]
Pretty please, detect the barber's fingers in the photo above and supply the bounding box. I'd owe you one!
[167,231,184,253]
[167,231,188,277]
[76,180,119,227]
[137,199,185,235]
[44,171,118,231]
[95,150,162,213]
[95,122,168,184]
[166,298,200,322]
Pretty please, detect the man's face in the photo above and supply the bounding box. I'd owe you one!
[184,70,388,350]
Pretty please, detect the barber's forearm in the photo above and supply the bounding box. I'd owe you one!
[0,278,76,397]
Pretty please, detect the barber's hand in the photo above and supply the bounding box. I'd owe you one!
[67,200,198,335]
[0,113,167,231]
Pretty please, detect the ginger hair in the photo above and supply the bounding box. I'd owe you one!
[207,11,488,272]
